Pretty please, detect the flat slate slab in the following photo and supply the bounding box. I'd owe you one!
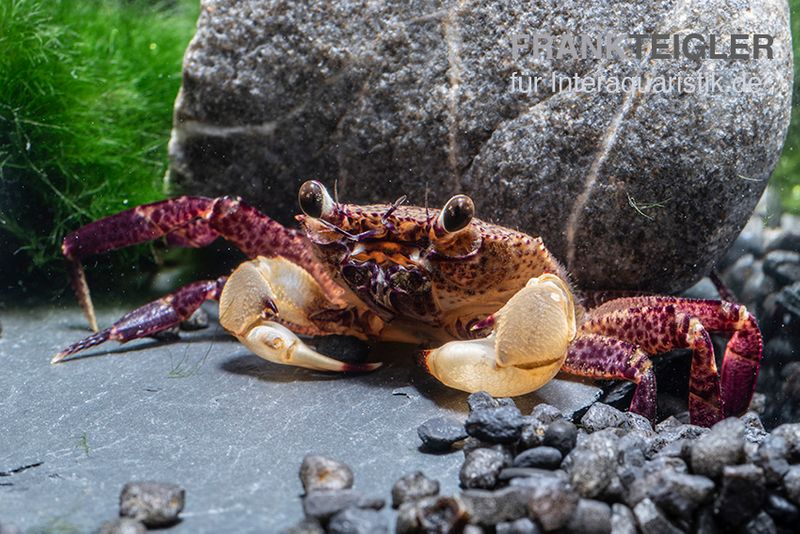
[0,306,601,532]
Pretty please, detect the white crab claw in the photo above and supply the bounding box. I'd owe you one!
[422,274,576,396]
[241,322,380,373]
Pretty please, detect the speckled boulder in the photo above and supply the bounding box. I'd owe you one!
[169,0,792,292]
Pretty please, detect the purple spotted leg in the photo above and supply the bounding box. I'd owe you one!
[58,195,347,359]
[581,296,763,426]
[53,277,227,363]
[562,334,658,422]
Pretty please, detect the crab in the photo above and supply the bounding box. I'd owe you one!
[54,181,763,427]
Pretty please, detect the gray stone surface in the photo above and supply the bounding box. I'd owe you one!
[0,305,601,532]
[169,0,792,293]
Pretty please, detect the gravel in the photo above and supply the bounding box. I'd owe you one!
[390,472,439,508]
[118,481,185,527]
[299,455,354,493]
[713,464,766,526]
[495,517,540,534]
[417,416,468,452]
[98,518,147,534]
[512,447,562,470]
[565,499,612,534]
[541,419,578,456]
[460,448,507,490]
[690,418,746,478]
[302,490,384,521]
[465,405,525,444]
[784,466,800,505]
[327,507,388,534]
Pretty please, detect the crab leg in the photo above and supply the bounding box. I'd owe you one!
[584,297,762,423]
[52,277,227,363]
[61,196,344,332]
[562,334,657,422]
[420,274,577,397]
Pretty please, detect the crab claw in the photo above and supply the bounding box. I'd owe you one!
[220,256,381,373]
[421,274,576,397]
[240,322,380,373]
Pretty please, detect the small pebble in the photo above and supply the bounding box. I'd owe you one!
[755,434,791,485]
[565,498,612,534]
[417,416,468,452]
[633,498,683,534]
[764,492,798,525]
[282,518,325,534]
[690,418,746,478]
[302,490,384,521]
[461,438,514,466]
[563,429,619,498]
[507,472,578,530]
[299,454,354,493]
[98,518,146,534]
[744,511,778,534]
[467,392,516,412]
[328,507,388,534]
[542,419,578,455]
[518,417,547,450]
[580,403,627,432]
[784,466,800,505]
[512,446,562,470]
[459,487,529,526]
[391,472,439,508]
[610,503,637,534]
[530,403,563,424]
[713,464,766,526]
[465,405,524,444]
[396,496,466,533]
[647,471,715,520]
[460,448,506,489]
[495,517,540,534]
[119,481,185,527]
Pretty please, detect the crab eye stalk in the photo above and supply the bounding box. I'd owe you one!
[298,180,334,219]
[439,194,474,233]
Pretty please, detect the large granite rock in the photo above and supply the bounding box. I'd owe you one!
[169,0,792,292]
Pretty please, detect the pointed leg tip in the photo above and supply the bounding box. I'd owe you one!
[343,361,382,373]
[51,353,67,364]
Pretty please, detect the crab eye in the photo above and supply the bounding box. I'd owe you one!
[440,194,474,233]
[298,180,333,218]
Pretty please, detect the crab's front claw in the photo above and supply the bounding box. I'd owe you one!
[220,256,380,373]
[240,322,380,373]
[421,274,577,397]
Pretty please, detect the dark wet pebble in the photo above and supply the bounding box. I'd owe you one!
[179,307,209,330]
[764,492,799,525]
[610,503,637,534]
[417,416,468,452]
[741,411,768,443]
[580,403,627,432]
[466,391,516,413]
[744,511,778,534]
[784,466,800,505]
[563,429,619,498]
[690,418,746,478]
[647,471,715,520]
[542,419,578,455]
[763,250,800,286]
[465,405,524,444]
[299,454,354,493]
[396,496,466,534]
[282,518,325,534]
[499,467,567,482]
[713,464,766,526]
[512,446,562,470]
[460,448,506,489]
[460,487,529,526]
[647,423,709,458]
[462,438,515,466]
[633,498,683,534]
[518,417,547,450]
[328,507,388,534]
[509,472,578,531]
[530,403,563,424]
[302,489,384,521]
[565,498,612,534]
[391,471,439,508]
[755,434,792,485]
[98,518,147,534]
[495,517,540,534]
[119,481,185,527]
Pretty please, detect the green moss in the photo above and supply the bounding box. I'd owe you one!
[773,0,800,213]
[0,0,198,285]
